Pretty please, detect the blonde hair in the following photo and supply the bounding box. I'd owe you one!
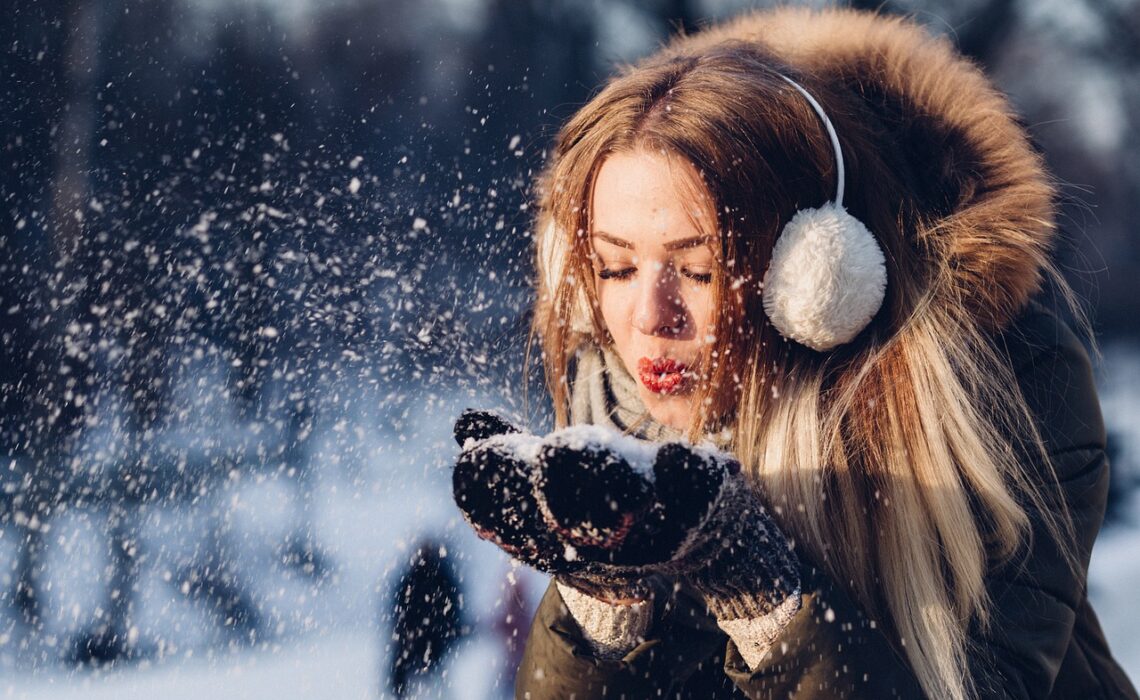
[529,10,1083,700]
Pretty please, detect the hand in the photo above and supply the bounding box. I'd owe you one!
[533,434,725,566]
[451,410,650,600]
[452,411,801,619]
[451,409,557,568]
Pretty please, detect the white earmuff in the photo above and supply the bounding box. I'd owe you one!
[761,75,887,351]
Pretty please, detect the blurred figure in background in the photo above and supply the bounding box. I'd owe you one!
[386,540,465,698]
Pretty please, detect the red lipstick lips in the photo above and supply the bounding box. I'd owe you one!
[637,356,689,394]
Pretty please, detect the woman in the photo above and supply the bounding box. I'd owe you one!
[451,7,1138,699]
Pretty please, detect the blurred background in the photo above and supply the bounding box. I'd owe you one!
[2,0,1139,697]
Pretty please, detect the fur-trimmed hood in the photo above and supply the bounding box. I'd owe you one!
[666,7,1056,332]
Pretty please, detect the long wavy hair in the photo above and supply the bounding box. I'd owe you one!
[529,12,1082,700]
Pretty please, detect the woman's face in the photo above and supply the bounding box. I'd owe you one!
[590,148,718,431]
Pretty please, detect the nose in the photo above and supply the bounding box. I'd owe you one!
[632,262,688,336]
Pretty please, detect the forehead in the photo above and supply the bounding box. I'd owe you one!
[590,148,715,245]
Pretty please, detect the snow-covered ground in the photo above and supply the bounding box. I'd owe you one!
[0,456,548,699]
[0,447,545,699]
[1089,341,1140,682]
[0,360,551,699]
[1089,493,1140,681]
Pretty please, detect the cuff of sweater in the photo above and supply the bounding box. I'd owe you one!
[556,581,653,659]
[715,592,801,670]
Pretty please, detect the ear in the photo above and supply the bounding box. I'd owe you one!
[536,219,594,334]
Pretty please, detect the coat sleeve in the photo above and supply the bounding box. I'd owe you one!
[721,562,926,698]
[968,305,1110,699]
[514,576,729,699]
[516,566,927,699]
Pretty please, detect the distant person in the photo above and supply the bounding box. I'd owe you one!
[387,541,464,698]
[449,7,1138,699]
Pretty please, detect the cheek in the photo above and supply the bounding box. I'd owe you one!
[688,288,716,338]
[597,287,631,343]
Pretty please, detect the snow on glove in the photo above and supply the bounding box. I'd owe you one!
[533,427,802,624]
[451,410,651,601]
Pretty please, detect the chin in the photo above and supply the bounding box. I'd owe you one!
[641,392,694,432]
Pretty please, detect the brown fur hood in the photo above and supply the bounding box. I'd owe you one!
[666,8,1057,332]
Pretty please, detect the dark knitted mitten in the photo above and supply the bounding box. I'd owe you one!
[451,410,649,601]
[657,445,801,621]
[533,433,802,623]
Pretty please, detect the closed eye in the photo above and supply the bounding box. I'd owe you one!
[597,267,636,281]
[683,269,712,284]
[598,266,711,283]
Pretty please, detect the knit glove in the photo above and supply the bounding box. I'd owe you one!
[451,409,651,602]
[452,410,801,622]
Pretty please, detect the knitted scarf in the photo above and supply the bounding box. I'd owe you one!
[567,344,684,443]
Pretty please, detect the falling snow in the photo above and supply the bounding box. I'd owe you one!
[3,0,1140,697]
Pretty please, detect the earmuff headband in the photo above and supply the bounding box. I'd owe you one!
[761,74,888,351]
[778,75,846,206]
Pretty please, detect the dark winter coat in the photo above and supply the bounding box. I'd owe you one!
[515,301,1138,699]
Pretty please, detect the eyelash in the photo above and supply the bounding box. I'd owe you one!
[597,267,713,285]
[597,267,635,281]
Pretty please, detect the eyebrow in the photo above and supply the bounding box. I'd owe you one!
[591,232,632,249]
[591,231,712,252]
